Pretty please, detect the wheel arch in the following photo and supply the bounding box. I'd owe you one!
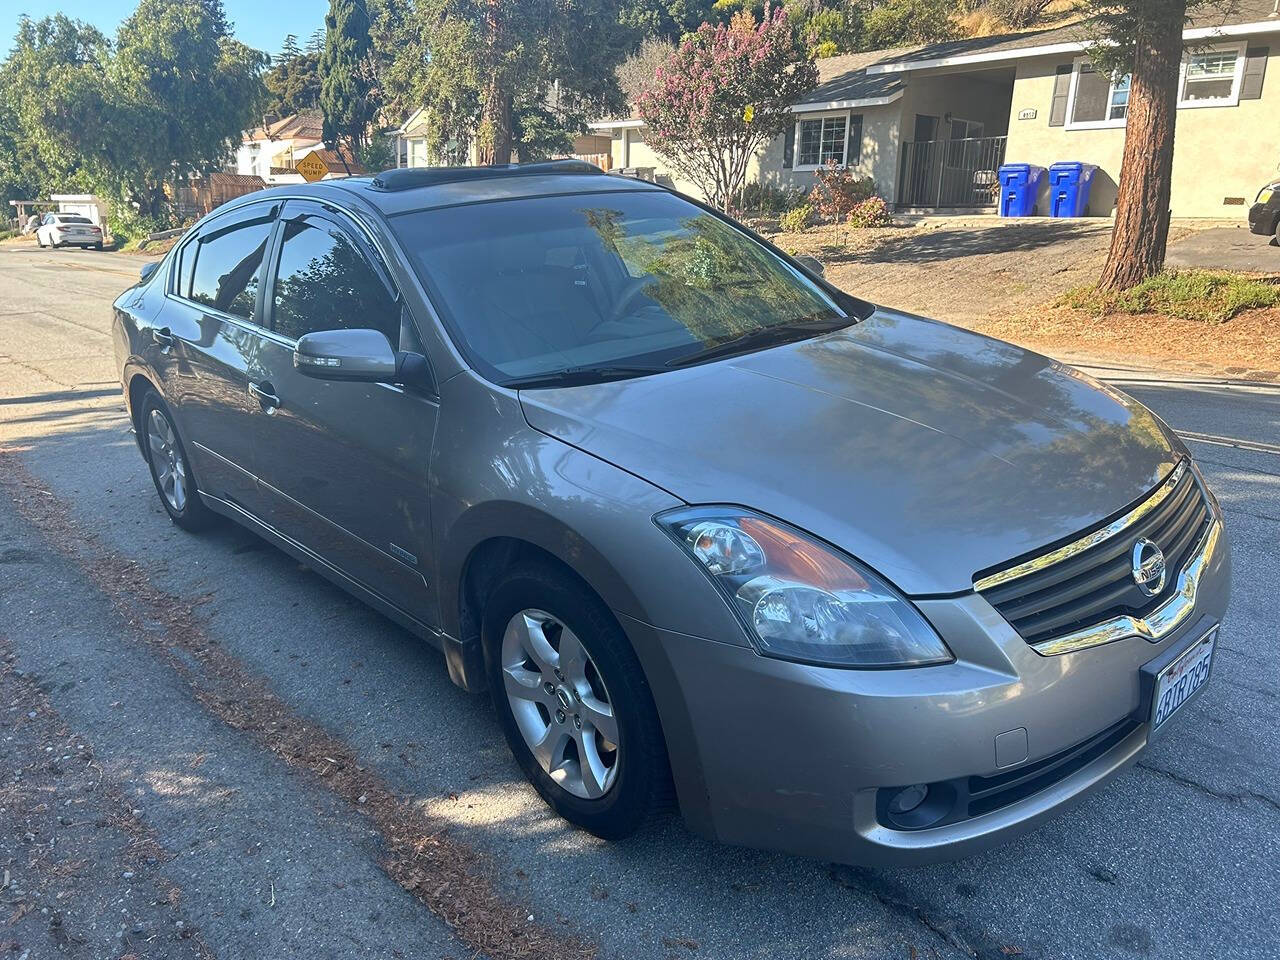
[440,501,652,693]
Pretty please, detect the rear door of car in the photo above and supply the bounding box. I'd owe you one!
[247,199,440,627]
[160,201,280,515]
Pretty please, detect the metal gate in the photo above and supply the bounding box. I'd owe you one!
[897,136,1007,208]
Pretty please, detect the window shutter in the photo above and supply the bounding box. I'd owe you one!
[847,115,863,164]
[1071,64,1110,123]
[1241,47,1269,100]
[1049,64,1073,126]
[783,123,795,168]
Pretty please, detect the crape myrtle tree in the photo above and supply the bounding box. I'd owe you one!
[635,7,819,209]
[1090,0,1237,290]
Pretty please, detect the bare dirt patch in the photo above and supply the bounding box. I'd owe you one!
[0,451,596,960]
[974,305,1280,382]
[763,218,1280,378]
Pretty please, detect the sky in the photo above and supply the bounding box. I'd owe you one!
[4,0,326,56]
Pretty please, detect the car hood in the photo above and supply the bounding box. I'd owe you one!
[519,308,1180,595]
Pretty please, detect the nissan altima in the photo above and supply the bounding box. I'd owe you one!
[112,161,1230,864]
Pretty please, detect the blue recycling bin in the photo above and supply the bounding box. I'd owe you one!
[997,163,1045,217]
[1048,162,1098,218]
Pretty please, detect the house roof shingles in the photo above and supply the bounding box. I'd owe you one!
[867,0,1280,69]
[246,109,325,143]
[793,1,1280,104]
[794,45,917,106]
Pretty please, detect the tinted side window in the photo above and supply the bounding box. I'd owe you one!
[190,220,272,319]
[174,240,197,298]
[271,220,398,346]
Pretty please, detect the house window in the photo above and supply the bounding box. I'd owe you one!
[1180,42,1246,106]
[795,113,848,169]
[948,117,985,140]
[1066,61,1130,129]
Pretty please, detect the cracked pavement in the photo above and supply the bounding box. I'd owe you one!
[1,244,1278,959]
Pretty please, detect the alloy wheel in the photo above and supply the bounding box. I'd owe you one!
[146,408,187,512]
[501,608,620,799]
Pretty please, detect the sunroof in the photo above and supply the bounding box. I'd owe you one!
[368,160,605,192]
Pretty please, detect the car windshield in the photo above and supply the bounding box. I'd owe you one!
[391,189,849,385]
[58,216,93,224]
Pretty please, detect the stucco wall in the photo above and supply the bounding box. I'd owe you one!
[760,105,904,201]
[606,103,905,205]
[1005,48,1280,218]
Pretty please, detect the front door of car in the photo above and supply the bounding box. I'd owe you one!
[248,201,439,628]
[161,202,280,515]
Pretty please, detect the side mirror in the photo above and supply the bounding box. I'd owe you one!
[294,328,434,393]
[139,261,159,283]
[794,254,824,277]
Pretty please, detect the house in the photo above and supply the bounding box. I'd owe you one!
[591,0,1280,218]
[388,108,472,167]
[388,109,609,169]
[232,110,325,183]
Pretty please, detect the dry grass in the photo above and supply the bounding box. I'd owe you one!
[975,302,1280,381]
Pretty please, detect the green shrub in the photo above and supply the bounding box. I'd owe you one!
[847,196,892,228]
[738,180,807,214]
[1059,270,1280,323]
[0,228,18,242]
[779,202,814,233]
[107,208,168,245]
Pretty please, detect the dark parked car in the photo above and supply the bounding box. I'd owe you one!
[113,162,1229,865]
[1248,178,1280,240]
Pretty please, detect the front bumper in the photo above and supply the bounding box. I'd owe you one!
[622,523,1231,866]
[1248,201,1277,235]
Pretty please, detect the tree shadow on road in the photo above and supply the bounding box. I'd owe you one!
[821,221,1113,267]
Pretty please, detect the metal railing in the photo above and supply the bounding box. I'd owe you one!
[897,136,1007,209]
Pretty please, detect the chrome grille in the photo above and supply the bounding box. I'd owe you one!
[975,461,1211,650]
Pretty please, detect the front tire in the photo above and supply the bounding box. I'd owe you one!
[483,561,673,839]
[140,391,216,532]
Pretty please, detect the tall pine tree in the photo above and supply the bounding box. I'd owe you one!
[319,0,374,150]
[1090,0,1234,290]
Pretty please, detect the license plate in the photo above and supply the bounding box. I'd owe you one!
[1150,627,1216,732]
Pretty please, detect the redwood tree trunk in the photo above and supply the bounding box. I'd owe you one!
[1098,3,1186,291]
[477,82,513,165]
[475,0,513,166]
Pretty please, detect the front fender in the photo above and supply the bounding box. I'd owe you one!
[430,372,744,646]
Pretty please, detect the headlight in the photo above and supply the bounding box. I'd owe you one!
[1258,186,1274,205]
[656,507,953,668]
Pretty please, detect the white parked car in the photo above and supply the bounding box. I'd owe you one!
[36,213,104,250]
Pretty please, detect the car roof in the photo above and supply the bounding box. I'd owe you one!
[223,162,667,221]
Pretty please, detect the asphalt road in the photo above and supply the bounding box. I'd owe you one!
[2,244,1278,960]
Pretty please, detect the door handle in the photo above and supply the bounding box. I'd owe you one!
[152,326,174,347]
[248,381,281,414]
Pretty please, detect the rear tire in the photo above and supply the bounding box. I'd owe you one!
[483,561,673,839]
[140,391,216,533]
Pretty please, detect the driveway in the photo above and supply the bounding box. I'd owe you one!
[2,246,1278,960]
[1165,226,1280,272]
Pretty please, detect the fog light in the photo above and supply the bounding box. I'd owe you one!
[887,783,929,815]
